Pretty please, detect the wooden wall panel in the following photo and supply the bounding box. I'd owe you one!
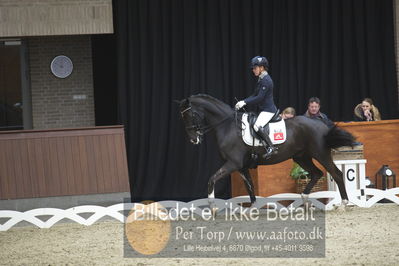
[84,136,98,194]
[78,136,90,194]
[115,134,130,190]
[33,138,46,197]
[107,135,118,193]
[99,135,112,193]
[55,137,68,196]
[12,139,24,198]
[0,140,10,198]
[0,126,130,199]
[26,139,39,198]
[337,120,399,189]
[92,136,106,193]
[49,137,62,196]
[19,139,33,197]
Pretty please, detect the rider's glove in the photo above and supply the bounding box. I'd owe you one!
[235,101,246,110]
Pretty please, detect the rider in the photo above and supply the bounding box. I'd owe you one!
[235,56,278,158]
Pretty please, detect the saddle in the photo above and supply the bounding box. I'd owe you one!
[241,110,287,147]
[247,110,282,138]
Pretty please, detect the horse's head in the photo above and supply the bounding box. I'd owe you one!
[177,98,205,145]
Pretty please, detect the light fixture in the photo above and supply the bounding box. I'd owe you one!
[385,168,393,176]
[374,165,396,190]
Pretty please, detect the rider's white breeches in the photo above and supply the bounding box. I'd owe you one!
[254,111,274,132]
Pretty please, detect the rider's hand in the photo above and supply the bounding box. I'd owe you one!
[235,101,246,110]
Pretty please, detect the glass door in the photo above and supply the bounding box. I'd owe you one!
[0,42,23,130]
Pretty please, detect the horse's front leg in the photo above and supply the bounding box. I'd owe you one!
[238,168,256,206]
[208,162,236,213]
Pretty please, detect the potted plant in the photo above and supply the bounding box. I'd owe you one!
[290,162,326,193]
[290,162,310,180]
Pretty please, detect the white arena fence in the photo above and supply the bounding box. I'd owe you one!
[1,188,398,231]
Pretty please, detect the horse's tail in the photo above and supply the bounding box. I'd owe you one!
[325,125,356,149]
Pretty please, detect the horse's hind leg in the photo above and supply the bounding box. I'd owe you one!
[293,155,324,208]
[238,168,256,206]
[315,154,349,208]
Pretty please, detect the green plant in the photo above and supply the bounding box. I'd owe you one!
[290,162,310,180]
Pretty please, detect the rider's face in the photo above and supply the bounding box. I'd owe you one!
[308,102,320,115]
[252,66,262,76]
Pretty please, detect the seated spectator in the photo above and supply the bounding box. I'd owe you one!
[354,98,381,121]
[281,107,296,119]
[304,97,334,128]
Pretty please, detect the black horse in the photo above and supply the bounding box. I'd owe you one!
[178,94,355,209]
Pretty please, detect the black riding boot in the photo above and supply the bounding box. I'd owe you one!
[257,126,277,159]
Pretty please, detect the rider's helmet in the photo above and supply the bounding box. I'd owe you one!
[250,56,269,69]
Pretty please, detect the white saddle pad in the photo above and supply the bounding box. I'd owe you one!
[241,113,287,147]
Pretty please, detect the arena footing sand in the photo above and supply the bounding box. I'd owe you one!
[0,204,398,265]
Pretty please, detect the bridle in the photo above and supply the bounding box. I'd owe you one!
[180,102,233,137]
[180,105,205,134]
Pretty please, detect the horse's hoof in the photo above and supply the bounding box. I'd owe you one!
[208,201,218,217]
[334,200,349,212]
[211,207,218,217]
[336,205,346,212]
[240,202,253,208]
[301,193,311,210]
[304,201,312,212]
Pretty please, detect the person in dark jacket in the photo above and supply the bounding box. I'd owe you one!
[235,56,278,158]
[303,97,334,128]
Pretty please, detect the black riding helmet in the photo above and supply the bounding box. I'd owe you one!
[250,56,269,69]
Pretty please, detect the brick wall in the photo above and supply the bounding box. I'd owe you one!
[28,35,95,129]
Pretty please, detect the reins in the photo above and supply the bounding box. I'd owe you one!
[235,110,247,136]
[186,115,233,135]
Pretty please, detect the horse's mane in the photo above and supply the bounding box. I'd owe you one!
[189,94,234,115]
[189,94,223,103]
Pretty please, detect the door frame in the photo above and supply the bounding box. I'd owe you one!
[1,39,32,130]
[20,40,32,129]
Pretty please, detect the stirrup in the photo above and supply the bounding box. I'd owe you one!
[263,146,277,159]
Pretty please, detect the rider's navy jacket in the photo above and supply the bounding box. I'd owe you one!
[244,72,277,113]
